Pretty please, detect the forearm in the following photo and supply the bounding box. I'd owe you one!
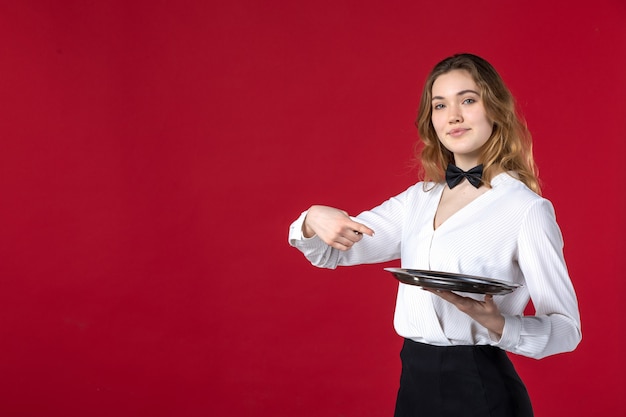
[494,313,581,359]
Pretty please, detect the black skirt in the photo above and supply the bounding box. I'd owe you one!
[394,338,533,417]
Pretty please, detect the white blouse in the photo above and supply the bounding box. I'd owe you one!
[288,173,581,359]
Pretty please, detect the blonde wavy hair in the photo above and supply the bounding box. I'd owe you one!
[416,53,541,194]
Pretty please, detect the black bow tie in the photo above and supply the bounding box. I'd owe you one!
[445,164,484,188]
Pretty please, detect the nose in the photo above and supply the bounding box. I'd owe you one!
[448,104,463,123]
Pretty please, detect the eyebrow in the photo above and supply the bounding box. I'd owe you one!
[432,89,480,101]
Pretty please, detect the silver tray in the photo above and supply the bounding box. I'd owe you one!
[384,268,521,295]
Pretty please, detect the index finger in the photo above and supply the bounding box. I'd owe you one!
[348,219,375,237]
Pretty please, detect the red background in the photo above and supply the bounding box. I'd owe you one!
[1,1,624,416]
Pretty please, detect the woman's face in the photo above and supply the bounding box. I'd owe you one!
[430,69,493,169]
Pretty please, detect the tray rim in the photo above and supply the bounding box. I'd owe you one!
[384,267,521,295]
[385,268,520,287]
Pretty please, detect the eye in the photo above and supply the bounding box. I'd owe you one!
[462,98,476,105]
[433,103,445,110]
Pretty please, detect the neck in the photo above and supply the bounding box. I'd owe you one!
[453,161,481,171]
[452,155,480,171]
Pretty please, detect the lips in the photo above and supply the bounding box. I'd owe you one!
[447,128,469,137]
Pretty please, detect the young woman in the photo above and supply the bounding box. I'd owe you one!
[288,53,581,417]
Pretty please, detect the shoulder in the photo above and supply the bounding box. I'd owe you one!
[374,181,443,213]
[491,173,545,204]
[491,173,558,222]
[404,180,443,197]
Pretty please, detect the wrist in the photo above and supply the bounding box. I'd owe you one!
[302,223,315,238]
[487,315,505,338]
[302,210,316,238]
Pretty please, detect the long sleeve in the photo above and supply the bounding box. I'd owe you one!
[288,186,413,268]
[495,199,582,359]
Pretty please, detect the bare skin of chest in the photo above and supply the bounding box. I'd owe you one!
[434,181,489,230]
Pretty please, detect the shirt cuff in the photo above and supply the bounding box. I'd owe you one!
[288,210,312,245]
[491,314,521,349]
